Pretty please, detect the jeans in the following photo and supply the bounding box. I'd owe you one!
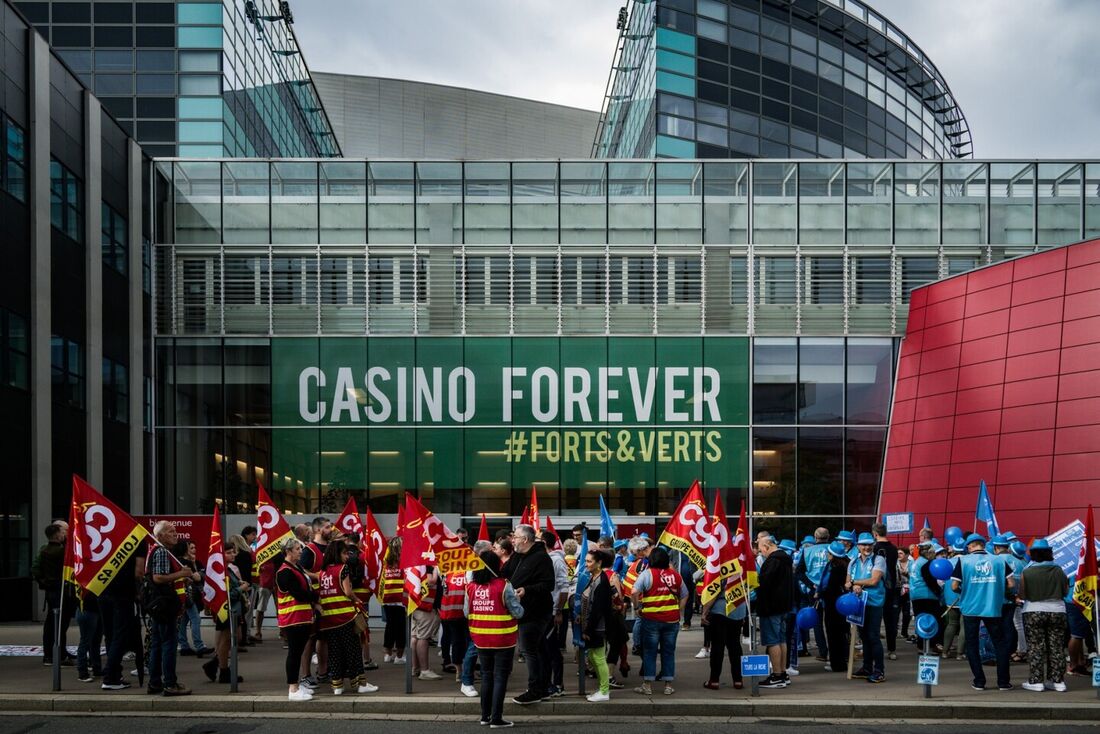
[639,618,679,682]
[707,613,743,684]
[442,619,469,669]
[516,612,551,696]
[884,587,901,653]
[147,617,179,688]
[460,638,478,686]
[98,594,136,684]
[785,611,799,668]
[177,603,204,651]
[76,606,103,676]
[1002,604,1019,655]
[477,647,515,724]
[42,588,75,660]
[859,603,885,676]
[963,615,1010,688]
[544,614,566,689]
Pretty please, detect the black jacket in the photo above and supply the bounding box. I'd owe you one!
[755,550,793,617]
[501,541,555,619]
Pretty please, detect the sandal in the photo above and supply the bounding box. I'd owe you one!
[703,680,720,690]
[1009,653,1026,664]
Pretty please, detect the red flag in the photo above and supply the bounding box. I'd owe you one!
[520,504,531,527]
[656,480,712,569]
[69,475,151,595]
[1073,505,1097,622]
[336,497,365,540]
[700,492,739,607]
[478,513,490,543]
[396,502,405,537]
[254,482,294,567]
[62,482,80,585]
[545,516,564,552]
[202,505,229,623]
[400,494,434,614]
[725,499,758,610]
[401,492,485,614]
[529,486,540,531]
[363,506,387,597]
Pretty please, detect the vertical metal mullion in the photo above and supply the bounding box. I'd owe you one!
[842,163,849,337]
[747,161,754,336]
[556,244,563,337]
[509,243,515,336]
[364,245,371,336]
[218,247,225,336]
[315,245,322,336]
[604,242,610,336]
[699,244,707,336]
[268,244,274,337]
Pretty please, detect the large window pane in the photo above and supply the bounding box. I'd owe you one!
[513,162,558,244]
[799,162,844,244]
[223,162,269,244]
[368,162,414,244]
[561,162,606,244]
[754,162,797,244]
[703,162,748,245]
[990,162,1034,245]
[798,338,843,424]
[753,337,796,424]
[656,162,701,244]
[416,162,461,244]
[272,162,317,244]
[798,428,843,516]
[845,428,885,516]
[846,162,891,244]
[753,427,795,517]
[320,161,366,244]
[846,338,893,425]
[609,162,654,244]
[1038,163,1082,246]
[942,162,987,244]
[464,162,510,244]
[894,162,938,245]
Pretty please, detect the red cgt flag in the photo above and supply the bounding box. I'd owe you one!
[725,499,758,610]
[336,497,365,540]
[68,475,151,596]
[362,506,387,597]
[254,482,294,567]
[657,480,712,570]
[401,492,486,614]
[520,504,531,527]
[544,516,564,552]
[529,486,540,532]
[1073,505,1097,622]
[202,505,229,623]
[478,513,490,543]
[700,492,739,607]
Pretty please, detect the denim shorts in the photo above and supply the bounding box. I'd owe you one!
[1066,603,1089,639]
[759,614,786,647]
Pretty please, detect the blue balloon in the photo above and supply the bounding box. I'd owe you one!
[796,606,820,631]
[944,526,964,545]
[836,592,861,617]
[915,613,939,640]
[929,557,954,581]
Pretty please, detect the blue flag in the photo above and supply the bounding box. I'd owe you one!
[571,532,590,648]
[599,494,616,539]
[976,480,1000,536]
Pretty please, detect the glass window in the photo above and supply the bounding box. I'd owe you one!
[798,338,843,423]
[697,0,727,22]
[137,74,176,94]
[101,203,127,274]
[95,74,134,95]
[851,256,891,305]
[799,162,844,244]
[657,114,694,140]
[657,93,694,119]
[561,162,606,244]
[894,162,939,245]
[1037,163,1082,245]
[137,50,176,71]
[177,2,223,23]
[2,116,27,202]
[53,2,91,22]
[94,26,133,47]
[415,162,461,244]
[49,159,84,243]
[178,26,222,48]
[94,50,132,71]
[753,162,797,244]
[754,338,796,424]
[656,162,701,244]
[95,2,132,22]
[179,75,221,95]
[703,162,748,244]
[802,254,844,305]
[798,428,843,515]
[368,162,414,243]
[753,427,795,516]
[846,428,885,516]
[136,26,176,47]
[179,51,221,72]
[942,162,988,244]
[899,255,938,303]
[990,163,1034,245]
[174,161,221,243]
[1,309,28,390]
[272,161,319,245]
[51,336,85,408]
[320,161,366,244]
[1086,164,1100,238]
[696,101,727,127]
[103,358,129,423]
[179,97,222,119]
[846,162,890,244]
[179,120,222,143]
[846,338,893,424]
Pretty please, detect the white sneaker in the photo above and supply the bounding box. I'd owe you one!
[1021,682,1044,692]
[785,667,800,676]
[332,687,344,695]
[586,691,610,702]
[394,656,407,664]
[694,647,710,659]
[461,684,479,697]
[288,688,314,701]
[357,682,379,693]
[383,654,393,663]
[419,670,442,681]
[1052,681,1067,692]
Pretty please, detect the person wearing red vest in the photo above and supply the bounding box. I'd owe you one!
[466,550,524,728]
[298,517,332,689]
[275,537,318,701]
[440,569,469,679]
[317,539,378,695]
[344,534,378,672]
[629,547,687,696]
[380,538,406,664]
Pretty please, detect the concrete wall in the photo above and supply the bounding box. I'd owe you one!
[313,73,601,159]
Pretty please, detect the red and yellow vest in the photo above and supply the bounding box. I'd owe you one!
[439,572,467,621]
[350,559,373,605]
[623,557,648,596]
[381,565,405,606]
[466,577,518,649]
[639,568,682,623]
[275,563,314,628]
[317,564,357,631]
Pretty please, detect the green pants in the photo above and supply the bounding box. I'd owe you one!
[587,648,609,694]
[942,607,964,654]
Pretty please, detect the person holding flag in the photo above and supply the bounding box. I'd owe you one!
[146,520,201,696]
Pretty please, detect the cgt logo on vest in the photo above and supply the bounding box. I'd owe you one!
[474,586,491,600]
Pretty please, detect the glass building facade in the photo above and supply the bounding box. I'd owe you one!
[594,0,971,161]
[14,0,339,157]
[152,158,1098,538]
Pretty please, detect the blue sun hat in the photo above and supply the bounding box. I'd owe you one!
[827,541,847,558]
[802,535,815,547]
[950,538,967,554]
[779,538,798,554]
[1030,538,1051,551]
[837,529,855,544]
[965,533,986,546]
[991,534,1010,547]
[856,532,875,546]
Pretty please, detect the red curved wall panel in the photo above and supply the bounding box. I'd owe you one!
[879,239,1100,540]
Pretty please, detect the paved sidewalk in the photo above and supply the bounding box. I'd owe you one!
[4,621,1097,721]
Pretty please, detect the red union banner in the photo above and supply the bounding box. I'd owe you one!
[70,475,151,596]
[700,492,739,607]
[336,497,365,540]
[203,505,229,623]
[254,482,293,566]
[134,515,214,564]
[657,480,712,570]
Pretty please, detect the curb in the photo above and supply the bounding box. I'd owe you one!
[1,695,1098,721]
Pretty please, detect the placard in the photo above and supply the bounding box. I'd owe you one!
[846,595,866,627]
[1093,662,1100,688]
[882,512,914,534]
[741,654,770,678]
[917,655,939,686]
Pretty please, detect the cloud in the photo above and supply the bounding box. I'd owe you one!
[293,0,1100,156]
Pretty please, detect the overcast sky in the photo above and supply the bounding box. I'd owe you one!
[294,0,1100,158]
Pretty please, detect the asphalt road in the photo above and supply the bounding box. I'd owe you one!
[0,717,1096,734]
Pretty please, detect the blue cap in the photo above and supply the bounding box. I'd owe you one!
[932,543,946,554]
[640,532,650,539]
[856,532,875,546]
[1030,539,1051,551]
[613,539,627,549]
[1004,531,1017,541]
[801,535,815,546]
[950,538,967,553]
[991,534,1009,547]
[965,533,986,545]
[837,530,855,543]
[1010,540,1027,558]
[827,541,847,558]
[779,538,797,553]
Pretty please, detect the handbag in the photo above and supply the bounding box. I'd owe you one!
[353,610,369,635]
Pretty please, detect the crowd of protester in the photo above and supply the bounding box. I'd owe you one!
[32,513,1099,727]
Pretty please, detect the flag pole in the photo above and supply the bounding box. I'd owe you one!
[227,507,239,694]
[51,575,63,692]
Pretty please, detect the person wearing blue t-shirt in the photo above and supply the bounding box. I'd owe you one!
[845,532,888,683]
[797,527,832,662]
[952,533,1015,691]
[992,534,1025,662]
